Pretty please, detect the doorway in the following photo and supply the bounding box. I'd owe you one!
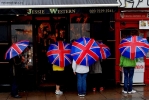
[34,15,69,87]
[120,28,149,84]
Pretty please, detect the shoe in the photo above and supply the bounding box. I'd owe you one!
[78,94,83,96]
[13,95,22,98]
[55,90,63,95]
[100,87,104,91]
[82,94,86,96]
[93,88,96,92]
[128,90,136,94]
[122,90,127,94]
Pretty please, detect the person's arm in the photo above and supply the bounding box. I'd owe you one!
[72,60,77,75]
[119,56,123,67]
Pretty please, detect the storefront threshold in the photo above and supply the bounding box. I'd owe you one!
[120,83,146,86]
[39,82,56,87]
[0,84,10,86]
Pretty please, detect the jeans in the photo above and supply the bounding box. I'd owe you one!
[11,76,18,96]
[123,67,135,92]
[76,73,88,95]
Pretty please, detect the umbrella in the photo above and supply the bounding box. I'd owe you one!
[47,41,72,67]
[71,37,100,66]
[5,40,29,60]
[119,36,149,59]
[96,41,111,59]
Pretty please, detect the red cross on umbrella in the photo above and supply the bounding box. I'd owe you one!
[47,41,72,67]
[96,41,111,59]
[119,36,149,59]
[71,37,100,66]
[5,40,29,60]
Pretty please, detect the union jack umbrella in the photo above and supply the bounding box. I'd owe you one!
[71,37,100,66]
[119,36,149,59]
[47,41,72,67]
[96,41,111,59]
[5,40,29,60]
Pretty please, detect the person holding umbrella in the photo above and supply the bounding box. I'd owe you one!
[52,64,64,95]
[9,55,23,98]
[72,59,89,97]
[119,30,149,94]
[119,56,137,94]
[5,40,30,98]
[47,41,72,95]
[70,37,101,96]
[89,41,111,92]
[89,59,104,92]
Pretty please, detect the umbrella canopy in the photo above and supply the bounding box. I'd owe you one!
[71,37,100,66]
[47,41,72,67]
[96,41,111,59]
[119,36,149,59]
[5,40,29,60]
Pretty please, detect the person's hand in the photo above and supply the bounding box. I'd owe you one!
[119,67,122,72]
[74,72,76,75]
[21,56,25,62]
[25,65,29,69]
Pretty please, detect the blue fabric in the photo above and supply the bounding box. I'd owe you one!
[123,67,135,92]
[119,36,149,59]
[11,76,18,96]
[47,41,72,67]
[71,37,100,66]
[76,73,88,95]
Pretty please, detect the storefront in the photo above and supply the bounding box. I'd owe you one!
[115,0,149,84]
[0,0,119,89]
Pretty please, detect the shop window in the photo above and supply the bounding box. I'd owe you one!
[146,31,149,58]
[0,24,8,42]
[70,14,90,42]
[106,42,115,58]
[11,24,33,67]
[11,24,32,42]
[0,45,9,62]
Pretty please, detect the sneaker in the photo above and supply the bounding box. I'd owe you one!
[78,94,83,96]
[82,94,86,96]
[55,90,63,95]
[100,87,104,91]
[122,90,127,94]
[93,88,96,92]
[128,90,136,94]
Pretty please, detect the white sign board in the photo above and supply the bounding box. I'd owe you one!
[118,0,149,8]
[134,62,145,72]
[122,62,145,83]
[139,21,149,29]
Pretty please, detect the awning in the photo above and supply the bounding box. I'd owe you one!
[0,0,120,8]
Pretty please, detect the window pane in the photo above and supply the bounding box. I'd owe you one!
[106,41,115,58]
[146,31,149,58]
[0,45,9,62]
[11,24,32,42]
[70,14,90,42]
[0,25,8,42]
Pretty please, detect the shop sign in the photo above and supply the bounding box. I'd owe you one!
[26,8,117,14]
[120,13,149,19]
[118,0,149,8]
[134,62,145,72]
[139,20,149,29]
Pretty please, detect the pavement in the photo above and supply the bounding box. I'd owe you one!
[1,85,149,100]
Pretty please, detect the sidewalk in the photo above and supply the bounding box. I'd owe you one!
[1,85,149,100]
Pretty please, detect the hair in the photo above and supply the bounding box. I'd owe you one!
[130,29,138,36]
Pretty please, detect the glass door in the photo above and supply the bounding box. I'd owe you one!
[120,29,149,84]
[34,15,68,87]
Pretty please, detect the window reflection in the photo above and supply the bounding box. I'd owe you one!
[70,14,90,42]
[11,24,32,42]
[11,24,33,66]
[146,31,149,58]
